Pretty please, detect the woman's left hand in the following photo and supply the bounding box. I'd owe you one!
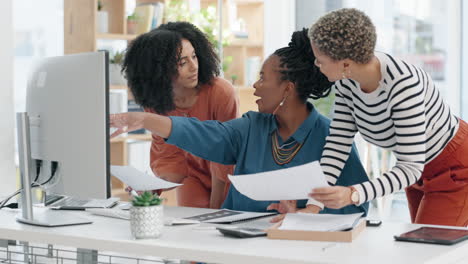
[267,202,321,223]
[267,200,297,223]
[309,186,352,209]
[109,112,146,138]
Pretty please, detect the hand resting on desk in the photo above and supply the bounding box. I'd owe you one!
[267,201,321,223]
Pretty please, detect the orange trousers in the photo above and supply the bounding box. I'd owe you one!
[406,120,468,226]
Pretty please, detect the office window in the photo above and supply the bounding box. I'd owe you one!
[13,0,64,164]
[13,0,64,113]
[462,1,468,119]
[384,0,461,116]
[297,0,462,116]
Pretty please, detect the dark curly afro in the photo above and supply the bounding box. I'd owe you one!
[122,22,220,114]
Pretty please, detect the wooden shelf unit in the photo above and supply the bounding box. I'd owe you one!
[236,86,257,114]
[200,0,264,89]
[96,33,138,40]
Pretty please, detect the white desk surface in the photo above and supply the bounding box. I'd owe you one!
[1,206,467,264]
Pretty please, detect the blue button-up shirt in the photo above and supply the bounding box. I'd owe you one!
[167,103,369,215]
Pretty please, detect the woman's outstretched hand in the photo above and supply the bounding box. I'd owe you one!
[109,112,146,138]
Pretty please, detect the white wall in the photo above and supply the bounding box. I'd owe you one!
[295,0,326,30]
[0,0,17,197]
[263,0,296,58]
[462,0,468,119]
[445,0,461,116]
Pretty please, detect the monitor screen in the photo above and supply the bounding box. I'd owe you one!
[25,51,110,199]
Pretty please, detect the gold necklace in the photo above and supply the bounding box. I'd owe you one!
[271,130,303,165]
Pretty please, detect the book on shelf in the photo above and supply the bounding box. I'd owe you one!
[244,56,261,86]
[134,4,154,34]
[150,2,165,29]
[134,2,165,34]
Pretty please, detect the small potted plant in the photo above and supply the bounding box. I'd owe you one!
[127,12,139,35]
[96,0,109,33]
[109,50,126,85]
[231,74,238,85]
[130,191,164,239]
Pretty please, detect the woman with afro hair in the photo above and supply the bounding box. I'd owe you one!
[112,29,369,220]
[122,22,239,209]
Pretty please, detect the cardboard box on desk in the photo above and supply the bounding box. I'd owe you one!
[266,219,366,242]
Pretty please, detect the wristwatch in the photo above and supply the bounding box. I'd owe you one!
[349,186,360,205]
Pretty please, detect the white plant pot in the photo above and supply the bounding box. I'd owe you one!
[109,63,127,85]
[130,205,164,239]
[97,11,109,33]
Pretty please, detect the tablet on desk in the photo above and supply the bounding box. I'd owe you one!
[394,227,468,245]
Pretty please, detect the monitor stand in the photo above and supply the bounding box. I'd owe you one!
[16,210,92,227]
[16,112,92,227]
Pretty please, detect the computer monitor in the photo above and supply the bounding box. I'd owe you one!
[16,51,110,226]
[25,51,110,200]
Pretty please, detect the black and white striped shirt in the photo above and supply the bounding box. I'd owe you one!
[320,52,459,204]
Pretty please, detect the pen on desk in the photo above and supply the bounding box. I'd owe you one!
[321,243,337,251]
[192,226,216,230]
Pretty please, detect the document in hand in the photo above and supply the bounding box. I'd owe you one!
[227,161,328,200]
[110,165,182,191]
[279,212,364,232]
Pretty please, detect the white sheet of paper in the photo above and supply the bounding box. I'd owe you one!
[110,165,181,191]
[279,212,363,231]
[227,161,328,201]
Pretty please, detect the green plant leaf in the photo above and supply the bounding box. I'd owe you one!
[131,190,163,206]
[110,50,125,64]
[164,1,232,73]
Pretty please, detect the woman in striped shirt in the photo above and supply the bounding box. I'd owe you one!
[308,8,468,226]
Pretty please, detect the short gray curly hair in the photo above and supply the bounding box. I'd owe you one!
[308,8,376,64]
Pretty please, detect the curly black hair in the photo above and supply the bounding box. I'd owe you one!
[273,28,333,102]
[122,22,220,114]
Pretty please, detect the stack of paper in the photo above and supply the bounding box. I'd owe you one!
[278,212,363,232]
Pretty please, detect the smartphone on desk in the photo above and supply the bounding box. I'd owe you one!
[366,219,382,227]
[217,226,267,238]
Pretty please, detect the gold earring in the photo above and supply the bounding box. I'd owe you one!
[342,71,347,79]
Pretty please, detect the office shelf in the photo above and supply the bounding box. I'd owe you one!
[110,134,152,143]
[96,33,137,41]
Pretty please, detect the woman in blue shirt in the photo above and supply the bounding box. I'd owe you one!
[110,29,369,219]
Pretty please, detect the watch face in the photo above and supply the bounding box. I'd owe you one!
[351,191,359,203]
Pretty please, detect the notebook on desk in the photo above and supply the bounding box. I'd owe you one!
[45,194,119,210]
[184,209,277,224]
